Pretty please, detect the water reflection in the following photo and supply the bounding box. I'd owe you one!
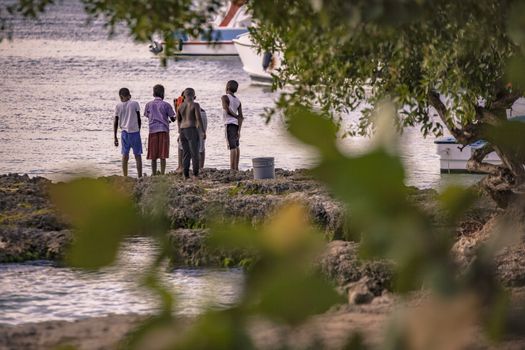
[0,237,244,325]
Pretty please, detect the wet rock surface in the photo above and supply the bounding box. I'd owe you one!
[134,169,345,235]
[1,170,341,264]
[451,199,525,287]
[0,174,70,262]
[168,228,254,267]
[0,226,71,263]
[0,169,517,293]
[319,240,393,296]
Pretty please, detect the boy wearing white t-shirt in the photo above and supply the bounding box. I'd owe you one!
[113,87,143,177]
[221,80,243,170]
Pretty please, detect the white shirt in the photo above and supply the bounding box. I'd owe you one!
[223,94,241,125]
[199,108,208,133]
[115,100,140,133]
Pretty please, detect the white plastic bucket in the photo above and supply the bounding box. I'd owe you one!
[252,157,275,179]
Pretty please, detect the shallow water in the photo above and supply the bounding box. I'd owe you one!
[0,237,244,325]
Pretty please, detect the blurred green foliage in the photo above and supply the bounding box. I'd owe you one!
[51,178,141,269]
[7,0,525,348]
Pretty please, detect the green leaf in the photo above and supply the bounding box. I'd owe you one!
[484,119,525,158]
[438,186,477,222]
[51,178,140,269]
[505,55,525,91]
[172,310,254,350]
[312,149,408,221]
[287,105,339,157]
[250,269,343,325]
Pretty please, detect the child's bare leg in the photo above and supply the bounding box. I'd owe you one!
[151,159,157,175]
[235,147,240,170]
[122,155,129,177]
[160,159,166,175]
[135,155,142,178]
[230,149,236,170]
[199,151,205,169]
[175,148,183,173]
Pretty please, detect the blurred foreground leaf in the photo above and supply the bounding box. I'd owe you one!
[484,119,525,159]
[249,268,343,325]
[210,203,341,326]
[171,310,253,350]
[51,178,140,269]
[505,55,525,91]
[439,186,477,223]
[287,105,339,158]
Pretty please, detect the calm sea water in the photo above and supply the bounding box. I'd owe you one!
[0,237,244,325]
[0,1,483,325]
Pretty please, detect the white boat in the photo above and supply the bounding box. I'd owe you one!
[434,114,525,173]
[233,32,281,84]
[435,137,501,173]
[150,1,251,57]
[172,28,248,56]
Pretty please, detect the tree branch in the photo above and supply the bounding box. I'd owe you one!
[428,90,481,145]
[466,143,501,175]
[490,90,522,110]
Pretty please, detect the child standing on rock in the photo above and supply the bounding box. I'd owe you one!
[176,88,206,179]
[221,80,243,170]
[144,84,175,175]
[174,91,185,174]
[113,87,143,178]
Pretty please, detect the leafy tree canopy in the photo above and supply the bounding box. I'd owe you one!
[249,0,525,205]
[250,0,524,137]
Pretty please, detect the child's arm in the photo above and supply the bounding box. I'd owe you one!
[176,106,182,133]
[221,95,240,119]
[195,103,206,140]
[167,104,176,123]
[144,104,149,120]
[113,116,119,147]
[237,103,244,137]
[135,102,141,130]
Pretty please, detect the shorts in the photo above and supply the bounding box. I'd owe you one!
[226,124,239,150]
[121,131,142,156]
[147,131,170,160]
[179,131,205,153]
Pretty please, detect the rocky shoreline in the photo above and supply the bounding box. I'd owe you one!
[0,170,437,292]
[2,170,524,288]
[2,170,525,349]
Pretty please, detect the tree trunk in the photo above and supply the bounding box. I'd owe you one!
[428,91,524,208]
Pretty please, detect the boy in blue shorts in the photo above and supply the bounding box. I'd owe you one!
[113,87,143,178]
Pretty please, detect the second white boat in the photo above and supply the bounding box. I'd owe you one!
[233,32,281,84]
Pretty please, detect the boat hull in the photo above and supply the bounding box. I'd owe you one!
[151,28,249,57]
[435,137,501,173]
[176,41,239,56]
[233,33,279,84]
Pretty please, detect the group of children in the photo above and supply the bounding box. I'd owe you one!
[113,80,243,179]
